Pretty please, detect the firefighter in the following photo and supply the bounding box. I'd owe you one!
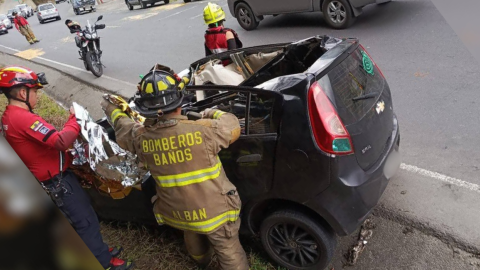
[0,66,134,270]
[12,11,39,45]
[100,66,249,270]
[203,2,243,56]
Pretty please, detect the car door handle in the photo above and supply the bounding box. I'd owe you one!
[236,154,262,163]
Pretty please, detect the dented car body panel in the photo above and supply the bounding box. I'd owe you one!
[86,35,400,237]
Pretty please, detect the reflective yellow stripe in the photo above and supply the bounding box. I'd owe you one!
[155,214,164,224]
[156,159,222,188]
[213,110,225,119]
[156,210,240,233]
[111,109,127,123]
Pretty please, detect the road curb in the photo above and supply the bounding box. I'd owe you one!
[373,205,480,255]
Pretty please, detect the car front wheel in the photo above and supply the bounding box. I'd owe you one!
[235,2,259,31]
[322,0,355,29]
[183,0,191,3]
[260,209,336,270]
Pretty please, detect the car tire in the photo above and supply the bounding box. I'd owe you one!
[57,16,61,20]
[140,0,147,9]
[235,2,259,31]
[260,209,337,270]
[74,8,79,15]
[183,0,191,3]
[39,19,43,24]
[164,0,169,3]
[322,0,355,29]
[126,0,134,10]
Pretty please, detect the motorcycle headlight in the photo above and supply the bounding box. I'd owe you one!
[85,33,92,39]
[92,33,97,38]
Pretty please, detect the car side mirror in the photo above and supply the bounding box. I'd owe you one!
[97,15,103,21]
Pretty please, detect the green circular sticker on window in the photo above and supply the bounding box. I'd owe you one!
[362,51,374,75]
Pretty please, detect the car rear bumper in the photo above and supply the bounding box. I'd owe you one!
[39,13,59,20]
[305,115,400,236]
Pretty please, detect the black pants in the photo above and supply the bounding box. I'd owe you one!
[45,171,111,268]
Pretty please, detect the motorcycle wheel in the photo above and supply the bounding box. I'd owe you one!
[83,60,90,71]
[86,51,103,77]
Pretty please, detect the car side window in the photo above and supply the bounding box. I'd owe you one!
[185,90,279,135]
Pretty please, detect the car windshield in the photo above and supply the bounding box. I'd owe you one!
[39,4,54,11]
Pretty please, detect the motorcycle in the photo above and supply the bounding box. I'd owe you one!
[69,15,106,77]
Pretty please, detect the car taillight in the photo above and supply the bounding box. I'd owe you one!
[308,82,353,155]
[359,44,385,79]
[55,9,58,11]
[38,12,41,15]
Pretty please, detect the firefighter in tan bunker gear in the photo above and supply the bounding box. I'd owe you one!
[100,65,249,270]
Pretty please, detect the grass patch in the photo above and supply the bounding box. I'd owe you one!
[101,222,285,270]
[0,82,285,270]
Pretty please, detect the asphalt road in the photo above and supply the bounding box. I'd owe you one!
[1,0,480,267]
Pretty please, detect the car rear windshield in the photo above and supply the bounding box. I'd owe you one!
[8,10,13,14]
[325,47,385,125]
[40,4,54,10]
[0,15,6,20]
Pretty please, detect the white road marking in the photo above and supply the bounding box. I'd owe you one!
[400,163,480,193]
[158,5,197,20]
[0,44,137,87]
[190,13,203,20]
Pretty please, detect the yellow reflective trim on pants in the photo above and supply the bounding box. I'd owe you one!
[111,109,127,123]
[213,110,225,119]
[156,159,222,188]
[156,210,240,233]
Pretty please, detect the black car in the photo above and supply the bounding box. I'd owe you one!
[87,35,401,270]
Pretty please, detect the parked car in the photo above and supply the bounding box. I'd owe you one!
[228,0,392,30]
[0,22,8,34]
[0,14,13,29]
[71,0,96,15]
[125,0,169,10]
[37,3,61,23]
[16,4,34,17]
[85,35,401,270]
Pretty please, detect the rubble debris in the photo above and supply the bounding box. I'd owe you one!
[401,190,407,195]
[344,219,375,266]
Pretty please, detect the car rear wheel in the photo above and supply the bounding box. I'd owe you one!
[235,2,259,31]
[183,0,191,2]
[164,0,169,3]
[260,209,336,270]
[57,16,61,20]
[322,0,355,29]
[126,0,133,10]
[140,0,147,9]
[39,19,43,24]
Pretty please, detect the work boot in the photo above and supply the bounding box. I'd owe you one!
[106,258,134,270]
[109,246,123,257]
[28,41,34,44]
[34,39,39,43]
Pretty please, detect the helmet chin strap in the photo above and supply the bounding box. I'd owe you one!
[6,88,34,113]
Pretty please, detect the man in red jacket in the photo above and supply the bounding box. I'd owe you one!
[0,66,134,270]
[12,11,38,44]
[203,3,242,57]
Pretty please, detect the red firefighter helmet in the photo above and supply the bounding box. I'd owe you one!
[0,66,47,93]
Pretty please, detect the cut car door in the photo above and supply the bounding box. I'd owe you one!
[185,88,282,203]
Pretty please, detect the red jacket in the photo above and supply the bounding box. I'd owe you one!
[1,105,80,181]
[14,16,29,31]
[204,26,242,55]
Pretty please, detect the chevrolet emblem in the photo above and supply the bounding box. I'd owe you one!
[376,101,385,114]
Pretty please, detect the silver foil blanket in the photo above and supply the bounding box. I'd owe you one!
[70,102,147,187]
